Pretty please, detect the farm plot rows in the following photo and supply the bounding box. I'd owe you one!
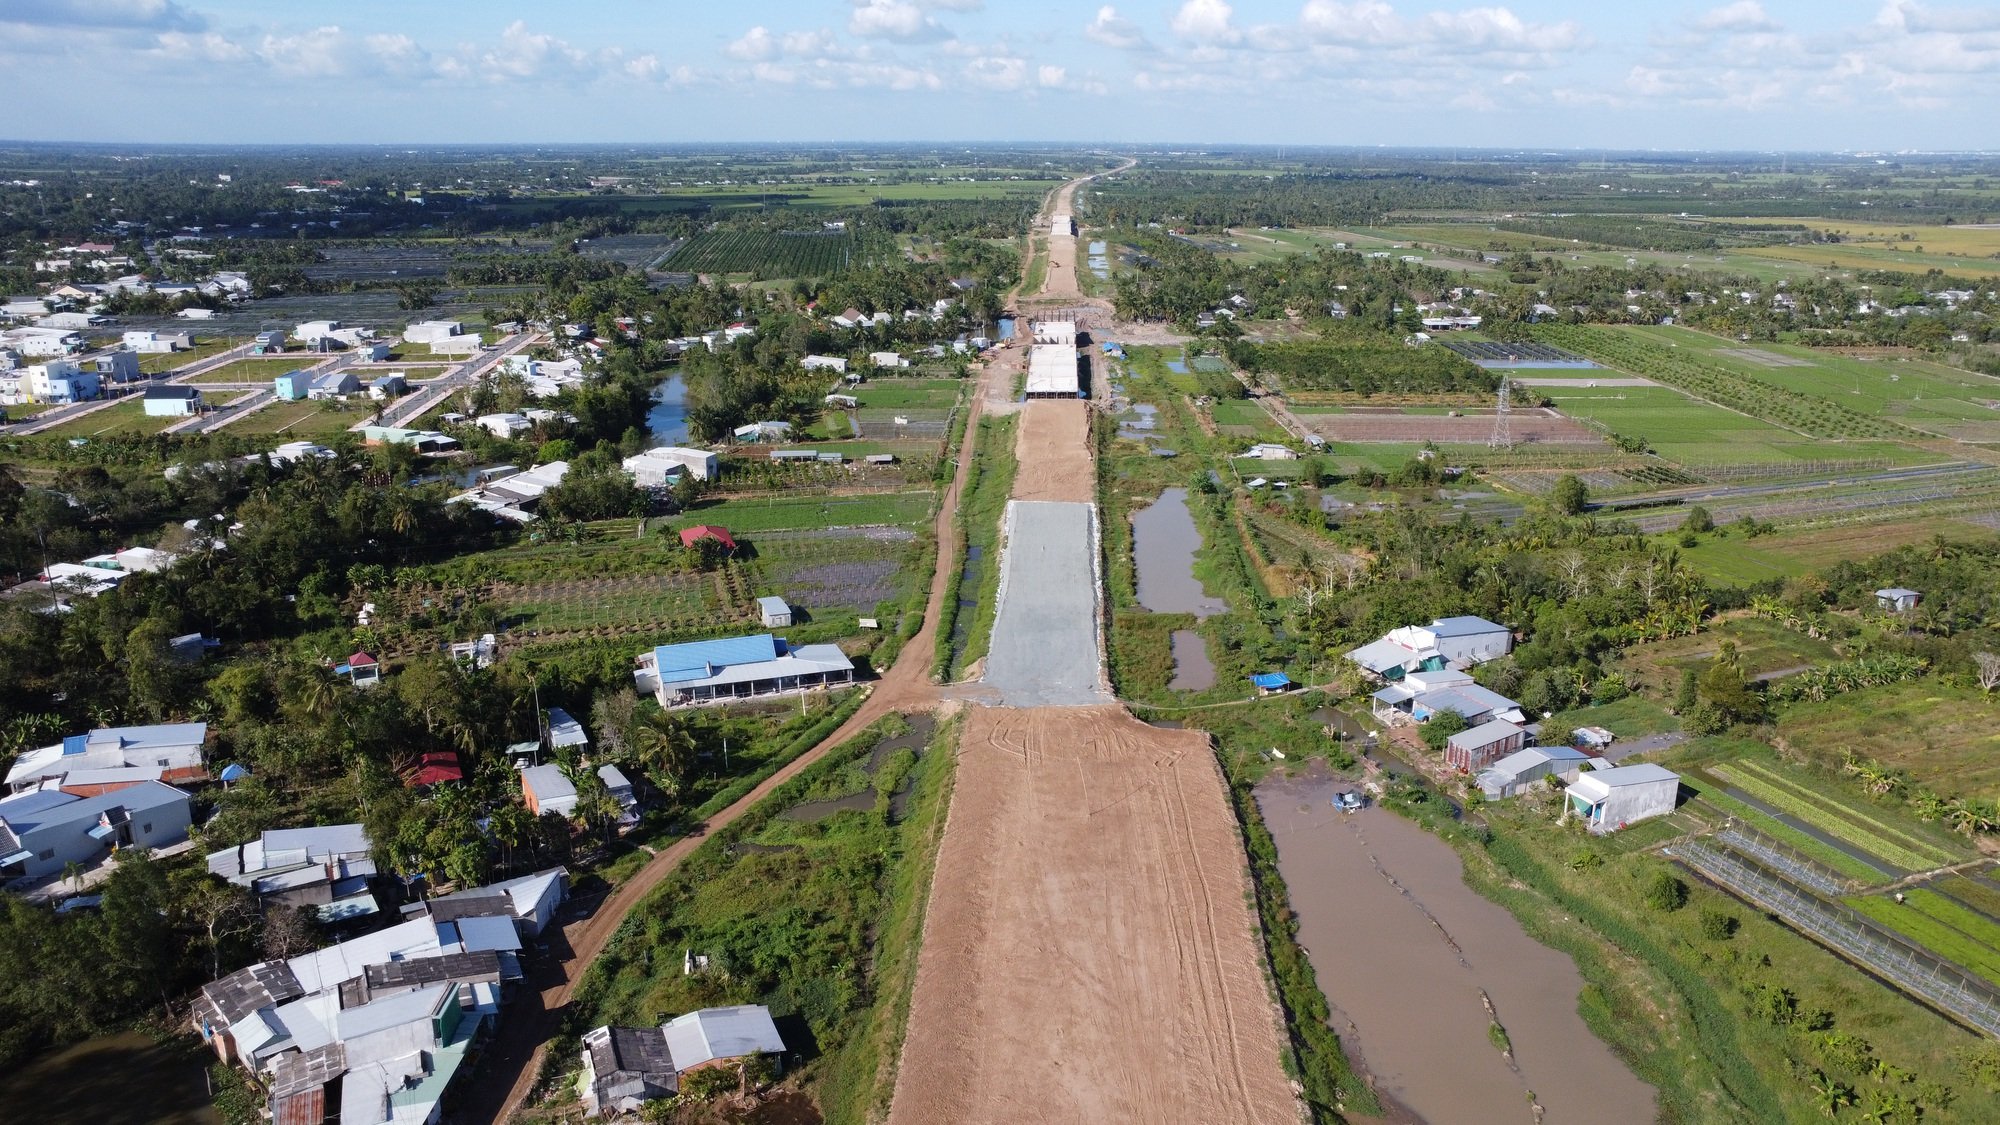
[495,570,743,639]
[1690,783,1895,883]
[1844,890,2000,989]
[752,527,920,613]
[1535,324,1927,442]
[1708,760,1962,872]
[664,229,856,275]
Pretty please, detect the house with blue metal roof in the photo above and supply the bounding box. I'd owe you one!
[6,721,209,793]
[634,633,855,706]
[1345,614,1512,682]
[0,780,192,879]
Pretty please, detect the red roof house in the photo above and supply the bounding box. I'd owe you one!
[678,525,736,551]
[406,751,464,787]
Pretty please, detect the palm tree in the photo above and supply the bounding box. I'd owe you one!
[62,860,84,895]
[632,709,698,803]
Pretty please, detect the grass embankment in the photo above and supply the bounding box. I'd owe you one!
[566,714,959,1124]
[933,413,1017,680]
[1202,699,1379,1121]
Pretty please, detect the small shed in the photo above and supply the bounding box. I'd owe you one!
[757,596,793,628]
[1443,718,1527,773]
[1477,745,1591,799]
[521,764,579,818]
[1250,672,1294,696]
[338,651,381,689]
[1875,588,1921,613]
[1566,764,1680,831]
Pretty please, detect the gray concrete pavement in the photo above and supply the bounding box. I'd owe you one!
[982,500,1112,707]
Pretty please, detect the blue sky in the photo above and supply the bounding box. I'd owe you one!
[4,1,1998,149]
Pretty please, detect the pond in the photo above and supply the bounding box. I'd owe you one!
[1167,630,1215,691]
[1130,489,1224,618]
[780,715,937,823]
[997,317,1015,341]
[1254,765,1656,1124]
[0,1030,220,1125]
[647,371,688,443]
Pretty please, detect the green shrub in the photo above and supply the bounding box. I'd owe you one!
[1643,869,1689,912]
[1700,907,1739,940]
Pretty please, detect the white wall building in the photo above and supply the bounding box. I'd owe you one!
[1566,764,1681,831]
[622,446,717,485]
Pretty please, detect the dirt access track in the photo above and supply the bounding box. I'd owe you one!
[1009,400,1096,502]
[888,706,1299,1125]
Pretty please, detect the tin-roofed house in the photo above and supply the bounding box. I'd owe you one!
[580,1006,786,1117]
[1566,764,1681,832]
[633,633,854,707]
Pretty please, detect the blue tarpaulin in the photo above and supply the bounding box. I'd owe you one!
[1250,672,1292,690]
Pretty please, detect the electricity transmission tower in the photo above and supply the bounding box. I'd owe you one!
[1488,380,1513,450]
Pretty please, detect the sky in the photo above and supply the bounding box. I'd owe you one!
[4,0,1999,150]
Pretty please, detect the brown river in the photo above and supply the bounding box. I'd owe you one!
[1256,765,1657,1124]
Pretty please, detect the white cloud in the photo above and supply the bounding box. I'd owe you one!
[1298,1,1582,59]
[1038,63,1067,87]
[1694,1,1779,34]
[1172,0,1239,43]
[849,0,952,43]
[965,55,1028,89]
[1085,5,1149,50]
[726,27,777,61]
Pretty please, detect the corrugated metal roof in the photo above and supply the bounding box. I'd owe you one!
[662,1005,786,1071]
[650,633,780,684]
[1427,615,1508,638]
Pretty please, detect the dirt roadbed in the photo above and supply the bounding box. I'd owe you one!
[888,706,1297,1124]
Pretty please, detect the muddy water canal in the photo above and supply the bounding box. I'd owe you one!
[1256,766,1656,1124]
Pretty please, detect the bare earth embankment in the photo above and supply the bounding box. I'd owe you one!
[1009,400,1095,502]
[890,706,1298,1124]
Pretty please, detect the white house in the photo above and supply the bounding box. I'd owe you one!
[294,320,342,344]
[1243,443,1297,461]
[580,1007,786,1118]
[1348,615,1513,683]
[1566,764,1681,831]
[123,330,193,353]
[802,354,848,373]
[622,446,717,485]
[143,385,204,416]
[475,412,533,438]
[402,320,463,345]
[206,822,378,919]
[431,335,483,357]
[2,327,85,356]
[7,722,213,793]
[25,360,100,403]
[869,351,908,368]
[1875,588,1921,613]
[757,596,793,628]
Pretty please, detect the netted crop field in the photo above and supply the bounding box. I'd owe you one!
[664,229,857,275]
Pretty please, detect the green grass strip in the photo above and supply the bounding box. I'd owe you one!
[1711,765,1943,872]
[1690,785,1892,883]
[1845,895,2000,989]
[1905,889,2000,955]
[1726,760,1958,867]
